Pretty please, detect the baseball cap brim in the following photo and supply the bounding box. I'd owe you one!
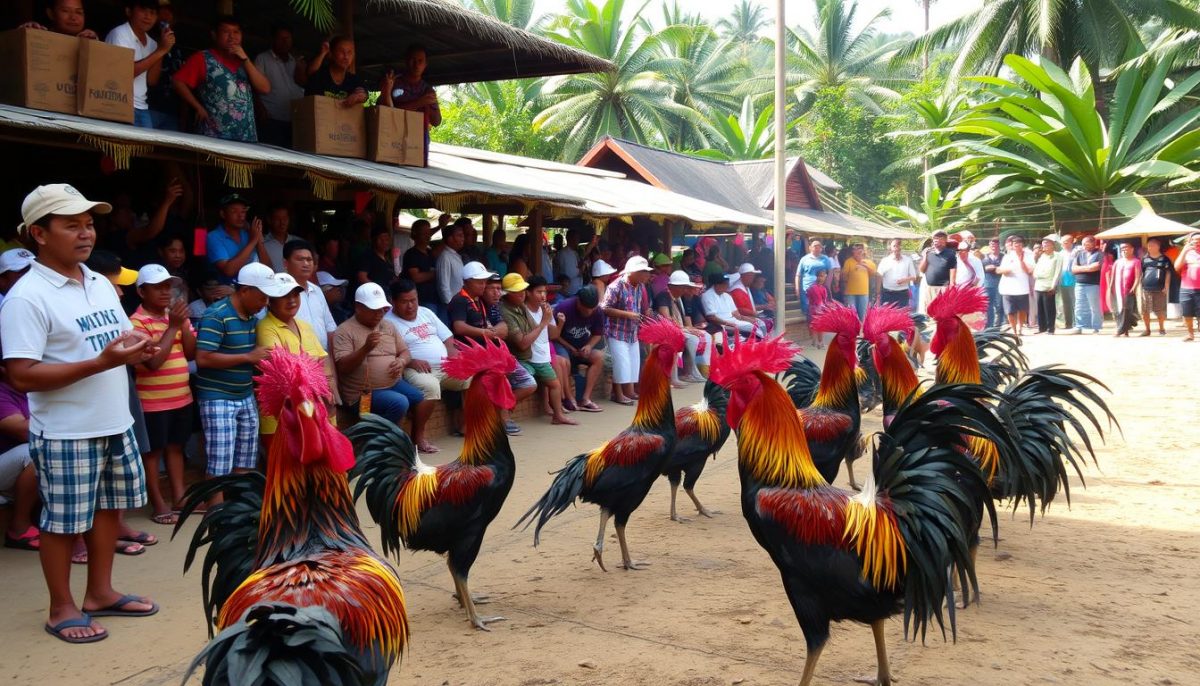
[18,199,112,233]
[114,267,138,286]
[137,273,182,287]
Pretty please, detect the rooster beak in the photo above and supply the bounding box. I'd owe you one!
[299,400,316,419]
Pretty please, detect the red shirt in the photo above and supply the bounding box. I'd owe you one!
[174,49,244,89]
[730,287,756,316]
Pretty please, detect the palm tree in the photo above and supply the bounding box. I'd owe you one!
[461,0,544,32]
[897,0,1200,86]
[764,0,906,116]
[689,96,778,161]
[653,23,749,150]
[878,173,964,234]
[883,90,972,175]
[914,0,936,72]
[716,0,769,47]
[535,0,694,160]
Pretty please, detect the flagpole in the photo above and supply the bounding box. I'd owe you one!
[773,0,787,334]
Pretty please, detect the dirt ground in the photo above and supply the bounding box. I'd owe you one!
[2,326,1199,686]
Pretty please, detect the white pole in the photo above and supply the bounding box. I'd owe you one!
[773,0,788,334]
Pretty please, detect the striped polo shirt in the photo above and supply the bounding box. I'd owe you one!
[195,297,258,401]
[130,306,194,412]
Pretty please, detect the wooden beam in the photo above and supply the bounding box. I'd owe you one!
[482,214,494,248]
[217,0,233,14]
[529,209,543,275]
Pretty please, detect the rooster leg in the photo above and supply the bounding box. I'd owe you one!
[448,559,491,606]
[669,483,691,523]
[685,488,719,518]
[616,524,649,570]
[592,509,611,572]
[851,620,895,685]
[453,574,505,631]
[798,644,824,686]
[845,457,860,491]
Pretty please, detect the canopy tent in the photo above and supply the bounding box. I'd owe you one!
[784,209,924,240]
[1094,209,1195,241]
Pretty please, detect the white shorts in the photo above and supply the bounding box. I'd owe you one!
[606,337,641,384]
[403,364,470,401]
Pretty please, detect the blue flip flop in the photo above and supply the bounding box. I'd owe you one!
[84,594,159,618]
[45,614,107,644]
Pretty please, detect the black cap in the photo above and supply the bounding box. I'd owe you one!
[577,285,599,308]
[220,193,249,208]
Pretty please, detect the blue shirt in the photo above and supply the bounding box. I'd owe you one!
[794,254,834,291]
[195,298,258,400]
[206,224,258,284]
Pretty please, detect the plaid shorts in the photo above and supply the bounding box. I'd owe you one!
[507,363,537,390]
[29,428,146,535]
[199,396,260,476]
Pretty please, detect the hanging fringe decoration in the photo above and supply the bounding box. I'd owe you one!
[437,192,477,214]
[207,156,261,188]
[78,134,150,170]
[372,190,398,219]
[305,172,343,200]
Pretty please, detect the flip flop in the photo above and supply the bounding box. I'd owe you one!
[4,526,40,551]
[45,614,107,644]
[84,593,159,618]
[118,530,157,546]
[611,397,634,406]
[150,512,178,526]
[115,540,146,556]
[562,399,579,412]
[416,442,440,454]
[578,400,603,412]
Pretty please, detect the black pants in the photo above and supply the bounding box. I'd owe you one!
[881,289,910,308]
[1036,290,1057,333]
[1116,293,1140,335]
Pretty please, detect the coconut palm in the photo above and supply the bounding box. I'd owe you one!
[928,53,1200,209]
[878,173,964,233]
[689,96,777,161]
[461,0,545,32]
[653,23,749,150]
[716,0,770,46]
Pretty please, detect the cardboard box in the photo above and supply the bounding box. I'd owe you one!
[0,28,79,114]
[77,39,134,123]
[292,95,366,158]
[366,107,426,166]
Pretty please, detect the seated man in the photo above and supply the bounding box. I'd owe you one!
[701,271,759,347]
[385,279,467,453]
[317,271,352,324]
[552,285,605,412]
[0,373,38,552]
[655,271,711,382]
[500,274,577,426]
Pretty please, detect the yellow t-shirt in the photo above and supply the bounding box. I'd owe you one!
[256,312,329,435]
[842,257,876,296]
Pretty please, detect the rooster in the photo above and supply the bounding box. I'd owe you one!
[662,379,731,522]
[710,335,1008,686]
[518,318,685,571]
[347,339,518,631]
[175,349,409,686]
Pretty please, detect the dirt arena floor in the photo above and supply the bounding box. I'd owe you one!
[2,326,1198,685]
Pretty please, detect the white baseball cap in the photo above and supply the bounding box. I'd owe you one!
[621,256,653,274]
[737,262,761,275]
[0,248,35,275]
[354,282,390,310]
[668,269,698,287]
[260,272,304,298]
[235,262,275,290]
[592,259,616,278]
[19,184,111,232]
[135,263,182,287]
[1042,233,1060,243]
[462,261,497,281]
[316,271,348,288]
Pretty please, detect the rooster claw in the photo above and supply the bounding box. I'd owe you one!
[852,676,896,685]
[592,547,608,572]
[620,560,650,570]
[697,508,720,518]
[453,592,491,605]
[471,615,506,631]
[670,514,692,523]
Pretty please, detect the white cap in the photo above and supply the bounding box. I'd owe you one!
[621,256,653,274]
[1042,233,1060,243]
[737,262,761,275]
[668,269,697,287]
[0,248,35,275]
[316,271,348,288]
[462,261,497,281]
[592,259,616,278]
[235,262,275,290]
[959,230,976,241]
[19,184,111,232]
[261,272,304,298]
[135,263,181,287]
[354,282,390,310]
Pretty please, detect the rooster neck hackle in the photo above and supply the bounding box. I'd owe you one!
[632,344,674,429]
[461,379,510,466]
[811,338,857,409]
[874,341,920,414]
[737,372,825,489]
[934,319,982,386]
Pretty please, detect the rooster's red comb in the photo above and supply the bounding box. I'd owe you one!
[255,348,331,416]
[862,305,915,347]
[927,284,987,324]
[809,301,861,337]
[709,335,801,388]
[638,316,686,354]
[442,337,517,381]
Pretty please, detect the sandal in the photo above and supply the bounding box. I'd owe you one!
[83,593,159,618]
[119,530,157,546]
[150,512,178,526]
[45,614,107,644]
[611,397,634,406]
[115,540,146,556]
[562,398,579,412]
[578,400,603,412]
[4,526,40,551]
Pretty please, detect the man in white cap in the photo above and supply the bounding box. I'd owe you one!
[728,262,771,333]
[195,263,273,491]
[701,271,761,344]
[0,248,35,311]
[590,259,618,301]
[2,184,158,643]
[654,270,710,381]
[333,283,429,440]
[602,256,653,405]
[316,271,351,324]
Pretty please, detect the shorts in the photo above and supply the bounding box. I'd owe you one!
[0,443,32,492]
[554,343,598,368]
[520,360,557,382]
[403,364,469,401]
[144,405,194,452]
[199,397,260,476]
[1140,289,1167,317]
[29,428,146,535]
[507,363,537,391]
[1181,289,1200,318]
[1003,294,1030,315]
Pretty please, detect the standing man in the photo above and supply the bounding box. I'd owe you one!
[1033,235,1063,335]
[840,243,877,320]
[402,220,439,313]
[105,0,175,129]
[919,230,957,312]
[380,44,442,166]
[997,235,1036,339]
[792,239,834,315]
[1174,232,1200,343]
[1069,236,1105,335]
[554,228,584,296]
[981,238,1003,328]
[283,239,336,351]
[1058,234,1079,330]
[253,23,306,147]
[1139,237,1172,337]
[172,15,271,142]
[436,224,466,315]
[1112,242,1142,337]
[206,194,271,284]
[877,238,917,309]
[603,256,653,406]
[261,203,297,272]
[2,185,158,643]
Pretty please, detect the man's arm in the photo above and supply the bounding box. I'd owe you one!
[7,332,150,393]
[0,412,28,444]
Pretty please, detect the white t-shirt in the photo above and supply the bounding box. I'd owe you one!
[877,254,916,291]
[296,281,336,349]
[998,250,1036,296]
[0,262,133,439]
[955,253,985,287]
[253,49,305,122]
[701,288,737,321]
[527,305,551,364]
[106,22,157,110]
[385,306,451,364]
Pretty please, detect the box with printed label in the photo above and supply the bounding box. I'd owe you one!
[0,28,79,114]
[77,38,134,123]
[292,95,366,158]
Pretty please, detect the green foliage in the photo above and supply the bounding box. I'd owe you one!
[287,0,336,31]
[878,174,964,233]
[796,86,903,204]
[688,96,777,161]
[432,81,562,160]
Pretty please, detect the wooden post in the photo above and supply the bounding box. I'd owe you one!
[530,208,543,275]
[661,220,673,257]
[482,214,494,249]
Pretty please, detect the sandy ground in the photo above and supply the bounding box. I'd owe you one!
[2,326,1199,686]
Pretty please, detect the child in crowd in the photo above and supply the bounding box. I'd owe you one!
[805,269,830,349]
[130,265,196,525]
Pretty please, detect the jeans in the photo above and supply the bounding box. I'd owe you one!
[370,378,426,423]
[985,285,1003,328]
[844,294,869,321]
[132,108,154,128]
[1074,284,1102,332]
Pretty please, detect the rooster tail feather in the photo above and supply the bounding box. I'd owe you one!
[775,356,821,410]
[184,604,365,686]
[975,328,1029,390]
[346,414,419,558]
[172,472,264,636]
[514,453,588,545]
[999,365,1117,522]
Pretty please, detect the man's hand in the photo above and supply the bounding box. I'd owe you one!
[164,178,184,204]
[364,331,382,351]
[383,69,396,92]
[579,344,592,358]
[249,217,264,243]
[319,40,330,56]
[230,44,250,62]
[78,29,99,40]
[244,346,271,364]
[98,331,151,369]
[167,300,189,328]
[159,26,176,51]
[194,107,211,123]
[409,359,432,374]
[555,311,565,326]
[387,359,406,377]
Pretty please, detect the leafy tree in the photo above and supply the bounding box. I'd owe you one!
[716,0,770,47]
[878,174,964,233]
[432,80,562,160]
[796,85,903,204]
[461,0,545,31]
[689,96,777,161]
[653,23,749,150]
